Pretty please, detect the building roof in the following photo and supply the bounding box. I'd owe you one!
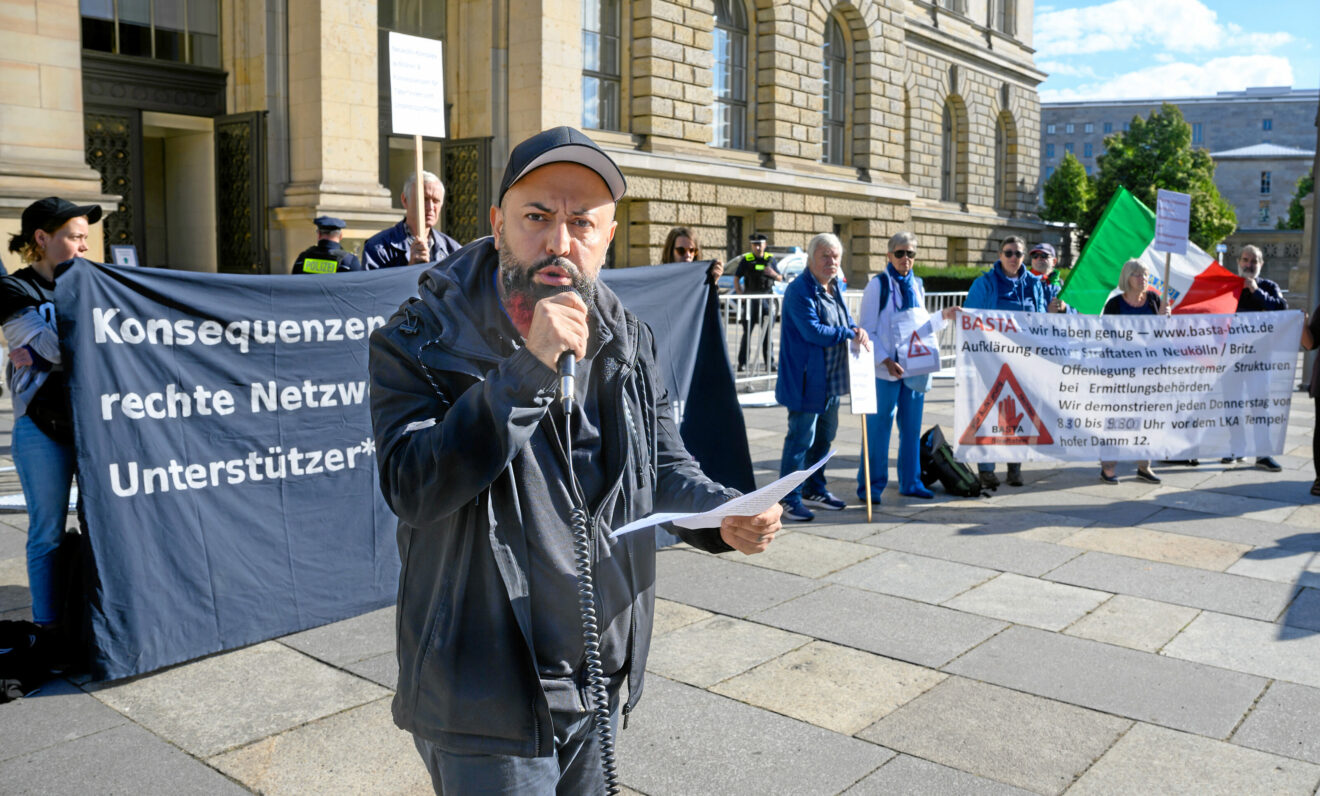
[1043,86,1319,109]
[1209,143,1316,159]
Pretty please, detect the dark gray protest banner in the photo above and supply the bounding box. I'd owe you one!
[57,260,425,680]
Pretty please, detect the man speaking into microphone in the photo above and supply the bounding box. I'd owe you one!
[369,127,782,794]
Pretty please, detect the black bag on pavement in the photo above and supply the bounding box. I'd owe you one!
[920,425,983,497]
[0,620,49,702]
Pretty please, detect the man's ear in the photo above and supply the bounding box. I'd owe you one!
[490,205,503,250]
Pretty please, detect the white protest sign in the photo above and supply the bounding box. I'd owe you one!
[848,341,877,415]
[1153,189,1191,256]
[895,308,943,377]
[953,310,1301,462]
[389,32,446,137]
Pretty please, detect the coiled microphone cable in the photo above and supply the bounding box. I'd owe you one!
[559,351,620,795]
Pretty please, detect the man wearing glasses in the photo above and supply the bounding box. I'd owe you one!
[1028,242,1072,314]
[1223,244,1287,472]
[963,236,1047,489]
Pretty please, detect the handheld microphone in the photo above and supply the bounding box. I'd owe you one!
[558,351,575,415]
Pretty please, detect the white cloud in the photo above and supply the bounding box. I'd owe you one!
[1034,0,1290,56]
[1153,53,1176,63]
[1039,55,1295,102]
[1036,61,1098,78]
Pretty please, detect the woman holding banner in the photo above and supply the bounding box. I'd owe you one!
[662,226,724,283]
[856,232,957,502]
[1099,259,1169,484]
[3,197,102,634]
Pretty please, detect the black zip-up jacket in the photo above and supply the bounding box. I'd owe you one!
[369,238,735,756]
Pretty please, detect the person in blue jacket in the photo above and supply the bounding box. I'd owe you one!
[963,235,1046,489]
[776,232,869,521]
[1028,242,1073,314]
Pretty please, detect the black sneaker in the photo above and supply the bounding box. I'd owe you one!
[1006,468,1024,487]
[1135,468,1161,484]
[802,491,847,511]
[978,471,1000,490]
[1100,470,1118,484]
[1256,457,1282,473]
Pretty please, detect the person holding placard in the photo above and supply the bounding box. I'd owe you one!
[856,232,957,502]
[1099,259,1169,484]
[964,235,1046,488]
[776,233,869,521]
[362,171,461,269]
[1222,244,1287,471]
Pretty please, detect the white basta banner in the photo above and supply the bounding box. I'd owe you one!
[954,310,1303,463]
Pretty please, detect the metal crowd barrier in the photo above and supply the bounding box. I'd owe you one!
[717,289,969,391]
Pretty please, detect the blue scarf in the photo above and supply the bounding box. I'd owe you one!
[886,263,918,310]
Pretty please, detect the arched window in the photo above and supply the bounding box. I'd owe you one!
[713,0,749,149]
[582,0,622,130]
[821,18,847,165]
[994,116,1007,210]
[941,101,958,201]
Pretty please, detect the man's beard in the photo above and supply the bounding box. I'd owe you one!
[498,249,597,333]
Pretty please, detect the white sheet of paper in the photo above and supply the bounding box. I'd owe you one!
[848,341,877,415]
[609,451,836,538]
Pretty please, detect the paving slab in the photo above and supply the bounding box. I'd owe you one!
[858,677,1130,796]
[1227,546,1320,584]
[646,615,809,687]
[1059,526,1251,571]
[279,605,396,667]
[0,524,24,559]
[617,675,893,796]
[710,640,946,735]
[345,652,399,691]
[798,513,910,542]
[843,754,1036,795]
[1162,611,1320,689]
[1044,551,1297,621]
[826,550,996,604]
[862,523,1082,577]
[0,723,250,795]
[1231,681,1320,765]
[1282,587,1320,631]
[0,556,30,613]
[88,640,389,757]
[652,598,713,636]
[1140,507,1302,548]
[753,584,1007,668]
[1144,486,1298,524]
[1067,722,1320,796]
[944,625,1267,738]
[0,678,127,764]
[1284,502,1320,530]
[720,531,878,578]
[942,572,1111,631]
[655,548,821,618]
[1063,595,1200,653]
[209,697,431,795]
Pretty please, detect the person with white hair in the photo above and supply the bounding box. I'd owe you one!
[362,170,461,269]
[1099,258,1169,484]
[1224,244,1287,471]
[775,232,869,522]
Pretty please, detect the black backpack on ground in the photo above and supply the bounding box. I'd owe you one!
[0,620,50,702]
[920,425,985,497]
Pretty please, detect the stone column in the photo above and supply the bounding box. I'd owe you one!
[507,0,581,149]
[0,0,116,253]
[274,0,394,270]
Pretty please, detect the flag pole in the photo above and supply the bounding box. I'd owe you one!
[1162,251,1172,307]
[861,418,872,522]
[414,134,427,250]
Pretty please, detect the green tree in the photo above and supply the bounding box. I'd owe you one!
[1276,172,1314,230]
[1039,151,1094,225]
[1087,103,1237,249]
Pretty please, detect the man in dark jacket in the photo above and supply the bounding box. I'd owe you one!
[291,216,362,273]
[362,171,461,269]
[369,127,781,794]
[1226,244,1287,471]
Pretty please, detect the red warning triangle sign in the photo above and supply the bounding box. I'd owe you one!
[906,331,932,359]
[959,364,1054,446]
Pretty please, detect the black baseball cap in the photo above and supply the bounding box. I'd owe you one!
[749,233,768,243]
[497,127,626,205]
[313,216,347,231]
[21,197,102,240]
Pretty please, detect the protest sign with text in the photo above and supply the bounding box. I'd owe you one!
[954,309,1301,463]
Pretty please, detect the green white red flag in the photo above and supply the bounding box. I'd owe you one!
[1058,187,1241,315]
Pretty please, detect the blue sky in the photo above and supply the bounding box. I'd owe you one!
[1034,0,1319,101]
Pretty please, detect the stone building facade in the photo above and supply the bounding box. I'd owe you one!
[0,0,1045,279]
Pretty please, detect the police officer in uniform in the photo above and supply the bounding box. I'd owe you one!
[291,216,363,274]
[734,232,782,370]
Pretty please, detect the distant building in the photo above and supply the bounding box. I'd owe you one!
[1039,86,1318,227]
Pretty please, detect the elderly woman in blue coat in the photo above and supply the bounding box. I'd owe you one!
[963,235,1047,489]
[857,232,958,501]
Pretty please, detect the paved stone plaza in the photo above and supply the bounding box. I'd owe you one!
[1,378,1318,795]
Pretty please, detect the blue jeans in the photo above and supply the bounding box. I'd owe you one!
[413,703,620,795]
[780,396,840,503]
[858,378,924,497]
[12,415,76,625]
